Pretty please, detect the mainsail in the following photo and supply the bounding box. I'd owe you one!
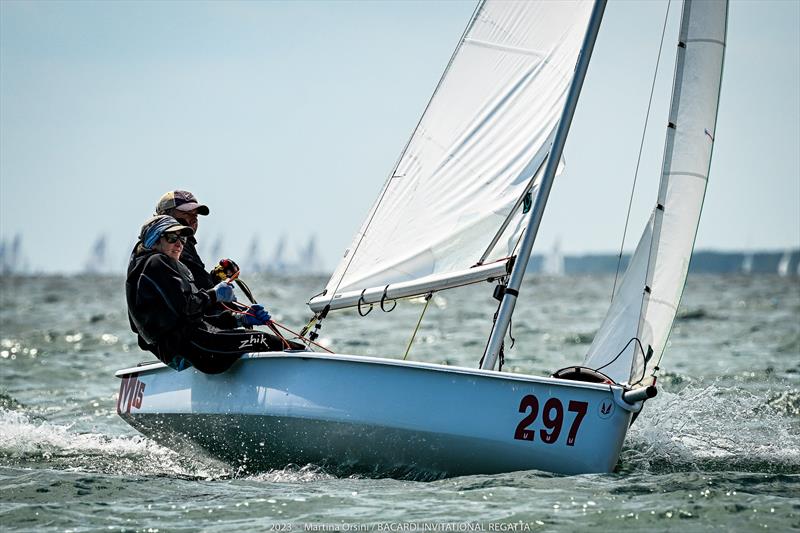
[584,0,728,384]
[310,0,595,312]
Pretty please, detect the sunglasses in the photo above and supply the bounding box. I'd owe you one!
[162,233,188,244]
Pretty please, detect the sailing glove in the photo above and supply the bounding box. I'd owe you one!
[213,281,235,302]
[240,304,271,326]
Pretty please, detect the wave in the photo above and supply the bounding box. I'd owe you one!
[0,407,345,484]
[0,407,228,479]
[620,382,800,474]
[243,463,337,483]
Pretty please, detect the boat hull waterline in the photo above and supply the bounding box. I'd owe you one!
[116,353,638,479]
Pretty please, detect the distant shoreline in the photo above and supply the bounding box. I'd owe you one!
[3,248,798,276]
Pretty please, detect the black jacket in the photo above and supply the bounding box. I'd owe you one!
[126,246,237,355]
[180,236,216,290]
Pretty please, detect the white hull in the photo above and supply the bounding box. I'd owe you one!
[116,353,639,479]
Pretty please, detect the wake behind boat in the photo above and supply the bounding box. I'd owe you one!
[116,0,727,478]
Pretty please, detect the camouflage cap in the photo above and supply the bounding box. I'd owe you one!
[155,190,210,216]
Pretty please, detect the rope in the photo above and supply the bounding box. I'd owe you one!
[611,0,672,301]
[220,275,334,353]
[403,293,433,360]
[222,301,292,350]
[271,321,335,354]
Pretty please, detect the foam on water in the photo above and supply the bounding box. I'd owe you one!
[622,382,800,473]
[244,464,338,483]
[0,406,227,479]
[0,404,347,485]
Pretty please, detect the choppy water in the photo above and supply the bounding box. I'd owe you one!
[1,274,798,531]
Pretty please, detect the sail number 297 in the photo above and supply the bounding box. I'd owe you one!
[513,395,588,446]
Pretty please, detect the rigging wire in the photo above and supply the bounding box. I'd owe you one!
[610,0,672,301]
[221,300,336,353]
[271,321,335,354]
[402,293,433,360]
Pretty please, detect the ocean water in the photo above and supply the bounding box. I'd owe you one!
[0,273,798,531]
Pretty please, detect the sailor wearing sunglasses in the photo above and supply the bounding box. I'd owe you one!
[126,215,290,374]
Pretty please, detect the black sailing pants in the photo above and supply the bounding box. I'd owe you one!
[159,327,303,375]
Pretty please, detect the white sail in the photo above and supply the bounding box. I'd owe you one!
[585,0,728,384]
[777,250,790,277]
[543,239,566,276]
[297,235,324,275]
[311,0,595,312]
[741,252,753,274]
[83,235,109,274]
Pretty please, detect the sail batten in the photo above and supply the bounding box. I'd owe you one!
[312,1,596,313]
[464,38,548,58]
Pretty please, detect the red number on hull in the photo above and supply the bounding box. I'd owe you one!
[514,395,590,446]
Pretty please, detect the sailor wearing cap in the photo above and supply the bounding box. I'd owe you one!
[126,215,286,374]
[155,190,220,290]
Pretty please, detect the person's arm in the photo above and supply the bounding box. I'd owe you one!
[142,254,216,321]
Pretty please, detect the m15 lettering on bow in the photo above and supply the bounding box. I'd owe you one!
[513,394,588,447]
[117,375,146,415]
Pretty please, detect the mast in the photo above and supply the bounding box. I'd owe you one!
[481,0,607,371]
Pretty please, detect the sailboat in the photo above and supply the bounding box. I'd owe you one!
[777,250,791,277]
[83,235,109,274]
[741,251,754,274]
[297,235,324,275]
[116,0,728,478]
[543,239,566,276]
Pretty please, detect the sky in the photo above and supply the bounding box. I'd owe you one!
[1,0,798,274]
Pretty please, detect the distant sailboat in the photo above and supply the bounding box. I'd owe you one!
[777,250,791,277]
[0,234,23,275]
[267,234,288,274]
[297,235,324,275]
[543,239,566,276]
[84,235,109,274]
[741,251,754,274]
[245,236,264,273]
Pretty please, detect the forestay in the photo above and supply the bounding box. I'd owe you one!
[584,0,728,384]
[310,0,594,313]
